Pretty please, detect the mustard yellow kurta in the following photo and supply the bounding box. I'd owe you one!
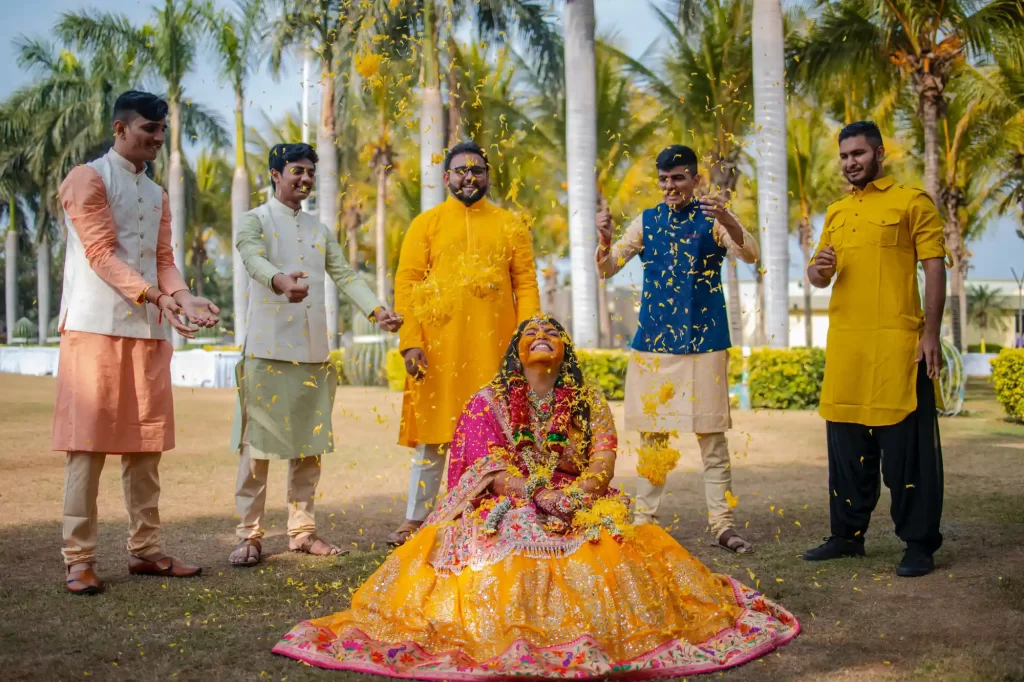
[396,196,540,446]
[812,177,946,427]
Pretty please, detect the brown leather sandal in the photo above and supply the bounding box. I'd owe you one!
[386,520,423,547]
[229,538,263,567]
[289,533,348,557]
[66,562,102,595]
[128,554,202,577]
[716,529,754,554]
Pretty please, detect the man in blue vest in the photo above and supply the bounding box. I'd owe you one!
[596,145,760,552]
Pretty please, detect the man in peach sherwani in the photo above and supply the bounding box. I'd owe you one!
[55,91,219,595]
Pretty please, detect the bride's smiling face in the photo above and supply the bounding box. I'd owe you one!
[518,319,566,370]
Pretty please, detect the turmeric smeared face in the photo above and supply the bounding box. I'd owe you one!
[518,319,565,370]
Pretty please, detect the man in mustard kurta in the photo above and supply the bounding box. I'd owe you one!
[388,141,541,545]
[803,122,946,578]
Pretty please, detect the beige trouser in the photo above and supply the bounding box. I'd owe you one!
[234,451,322,540]
[404,443,448,522]
[634,432,735,538]
[62,452,163,566]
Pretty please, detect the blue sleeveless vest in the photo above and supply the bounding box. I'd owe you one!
[630,202,732,355]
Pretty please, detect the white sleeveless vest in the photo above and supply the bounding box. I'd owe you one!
[243,198,331,363]
[59,150,168,340]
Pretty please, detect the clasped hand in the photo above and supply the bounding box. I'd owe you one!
[148,289,220,339]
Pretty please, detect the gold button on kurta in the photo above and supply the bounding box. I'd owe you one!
[813,177,945,427]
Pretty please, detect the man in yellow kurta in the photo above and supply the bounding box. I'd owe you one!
[803,122,946,578]
[388,141,540,545]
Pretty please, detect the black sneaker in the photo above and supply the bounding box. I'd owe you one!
[802,536,865,561]
[896,546,935,578]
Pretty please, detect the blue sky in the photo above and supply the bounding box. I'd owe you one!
[2,0,1022,279]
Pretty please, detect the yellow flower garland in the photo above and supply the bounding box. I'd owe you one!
[636,444,681,486]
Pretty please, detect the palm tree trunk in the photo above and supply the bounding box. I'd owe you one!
[375,163,389,304]
[564,0,599,348]
[447,36,464,147]
[231,91,250,348]
[543,255,557,313]
[921,94,943,207]
[420,0,446,212]
[799,216,814,347]
[726,256,743,346]
[752,0,789,348]
[943,188,965,350]
[191,232,206,299]
[37,232,50,344]
[319,71,340,350]
[5,196,16,343]
[168,96,186,348]
[754,270,766,346]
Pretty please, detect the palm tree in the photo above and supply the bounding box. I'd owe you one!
[799,0,1024,349]
[185,150,233,300]
[209,0,267,346]
[0,39,139,343]
[613,0,755,346]
[788,99,841,347]
[563,0,599,348]
[519,38,660,345]
[58,0,219,346]
[967,283,1008,351]
[1,194,24,343]
[752,0,789,347]
[412,0,563,213]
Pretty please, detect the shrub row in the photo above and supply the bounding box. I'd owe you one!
[991,349,1024,422]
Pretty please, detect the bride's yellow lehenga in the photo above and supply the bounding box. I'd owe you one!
[273,385,799,679]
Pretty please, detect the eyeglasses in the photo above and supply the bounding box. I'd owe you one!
[450,166,487,178]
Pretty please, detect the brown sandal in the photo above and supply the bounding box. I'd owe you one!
[289,533,348,557]
[716,529,754,554]
[66,562,102,595]
[386,520,423,547]
[229,538,263,567]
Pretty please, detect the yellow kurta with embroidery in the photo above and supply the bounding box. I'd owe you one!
[396,197,540,446]
[813,177,945,427]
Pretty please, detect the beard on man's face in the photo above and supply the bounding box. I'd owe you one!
[448,177,487,205]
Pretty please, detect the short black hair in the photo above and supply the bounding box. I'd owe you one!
[838,121,883,148]
[268,143,318,188]
[656,145,698,174]
[444,141,488,172]
[113,90,168,123]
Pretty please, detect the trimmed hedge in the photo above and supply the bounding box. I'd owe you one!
[991,349,1024,422]
[372,345,833,411]
[747,347,826,409]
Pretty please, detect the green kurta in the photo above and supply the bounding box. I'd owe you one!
[231,358,338,460]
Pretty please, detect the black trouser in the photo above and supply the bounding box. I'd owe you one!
[826,363,944,553]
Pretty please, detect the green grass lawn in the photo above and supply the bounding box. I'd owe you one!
[0,375,1021,682]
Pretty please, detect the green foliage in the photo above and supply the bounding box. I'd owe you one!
[968,343,1004,354]
[576,349,631,400]
[11,317,37,340]
[328,349,347,386]
[385,348,405,391]
[747,347,826,410]
[728,347,744,386]
[991,349,1024,422]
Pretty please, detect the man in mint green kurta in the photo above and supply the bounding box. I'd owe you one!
[229,143,402,566]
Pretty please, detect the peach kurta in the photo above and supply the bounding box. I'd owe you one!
[52,161,188,453]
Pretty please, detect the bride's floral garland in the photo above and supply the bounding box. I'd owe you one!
[480,375,633,542]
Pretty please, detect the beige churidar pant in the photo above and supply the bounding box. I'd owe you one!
[234,451,322,540]
[633,432,735,539]
[62,452,163,566]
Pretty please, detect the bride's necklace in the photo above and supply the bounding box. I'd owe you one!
[528,387,555,422]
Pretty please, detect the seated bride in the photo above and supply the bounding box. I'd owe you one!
[273,316,799,679]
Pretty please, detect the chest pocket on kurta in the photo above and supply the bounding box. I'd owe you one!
[863,208,901,247]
